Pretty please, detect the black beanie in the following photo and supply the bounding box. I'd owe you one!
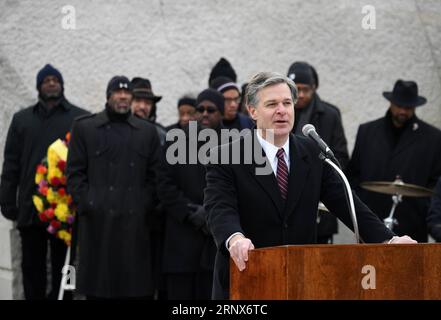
[196,89,225,114]
[287,62,316,86]
[208,57,237,86]
[210,76,240,94]
[106,75,132,99]
[177,96,196,109]
[36,64,64,90]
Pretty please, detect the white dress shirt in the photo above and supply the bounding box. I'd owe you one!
[256,130,290,176]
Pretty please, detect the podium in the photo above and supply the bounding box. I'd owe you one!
[230,243,441,299]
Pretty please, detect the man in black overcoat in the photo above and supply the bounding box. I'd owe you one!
[66,76,161,299]
[347,80,441,242]
[204,72,416,300]
[0,64,88,299]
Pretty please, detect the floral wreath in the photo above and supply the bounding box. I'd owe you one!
[32,133,75,246]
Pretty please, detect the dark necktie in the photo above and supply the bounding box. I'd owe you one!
[276,148,288,200]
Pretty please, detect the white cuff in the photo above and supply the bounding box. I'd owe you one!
[387,236,399,244]
[226,232,244,250]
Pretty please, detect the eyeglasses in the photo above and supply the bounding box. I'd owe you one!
[224,96,241,104]
[196,105,218,114]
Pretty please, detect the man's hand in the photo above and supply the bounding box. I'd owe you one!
[387,235,418,244]
[228,234,255,271]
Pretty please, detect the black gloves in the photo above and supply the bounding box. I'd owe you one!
[186,203,210,236]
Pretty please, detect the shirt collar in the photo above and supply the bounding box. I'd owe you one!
[256,130,290,163]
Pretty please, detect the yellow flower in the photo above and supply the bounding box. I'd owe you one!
[33,196,44,213]
[35,173,45,185]
[47,167,63,180]
[58,230,71,243]
[55,203,69,222]
[47,188,56,203]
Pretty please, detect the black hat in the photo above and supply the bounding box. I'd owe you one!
[383,80,427,108]
[177,96,196,109]
[106,76,132,99]
[130,77,162,103]
[36,64,64,90]
[196,88,225,114]
[209,57,237,86]
[287,62,316,86]
[210,76,240,94]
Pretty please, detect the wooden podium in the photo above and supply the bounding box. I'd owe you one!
[230,243,441,299]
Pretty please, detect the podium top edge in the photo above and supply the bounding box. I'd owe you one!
[253,243,440,251]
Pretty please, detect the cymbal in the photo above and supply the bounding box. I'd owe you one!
[360,180,433,197]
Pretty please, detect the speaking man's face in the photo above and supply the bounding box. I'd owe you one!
[248,83,294,145]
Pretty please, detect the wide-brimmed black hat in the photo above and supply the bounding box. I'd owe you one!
[383,80,426,108]
[131,77,162,102]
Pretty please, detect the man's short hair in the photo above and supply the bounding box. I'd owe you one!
[245,72,298,108]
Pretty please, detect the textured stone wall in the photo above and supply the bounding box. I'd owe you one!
[0,0,440,298]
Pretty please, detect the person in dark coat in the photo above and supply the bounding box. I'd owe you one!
[130,76,168,299]
[347,80,441,243]
[204,72,416,300]
[287,61,349,243]
[210,76,254,130]
[158,89,224,299]
[66,76,161,299]
[165,95,197,131]
[0,64,88,299]
[427,177,441,242]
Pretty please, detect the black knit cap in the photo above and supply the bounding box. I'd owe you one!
[106,75,132,99]
[208,57,237,86]
[210,76,240,94]
[177,96,196,109]
[287,62,316,86]
[36,64,64,90]
[196,88,225,114]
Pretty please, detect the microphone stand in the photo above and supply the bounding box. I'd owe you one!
[319,153,360,244]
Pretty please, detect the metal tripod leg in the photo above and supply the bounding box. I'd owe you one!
[384,194,402,230]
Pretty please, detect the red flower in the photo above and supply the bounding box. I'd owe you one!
[38,212,48,222]
[58,188,66,197]
[36,165,48,174]
[57,160,66,171]
[38,185,48,196]
[50,220,61,229]
[50,177,61,186]
[45,208,55,219]
[51,203,57,209]
[60,176,67,185]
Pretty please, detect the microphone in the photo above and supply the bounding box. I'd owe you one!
[302,124,335,159]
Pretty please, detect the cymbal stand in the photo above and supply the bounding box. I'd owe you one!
[384,194,402,230]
